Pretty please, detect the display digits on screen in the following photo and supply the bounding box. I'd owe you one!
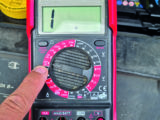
[42,6,103,34]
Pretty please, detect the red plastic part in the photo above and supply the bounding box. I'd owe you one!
[26,0,34,119]
[27,0,117,119]
[108,0,117,120]
[27,0,34,73]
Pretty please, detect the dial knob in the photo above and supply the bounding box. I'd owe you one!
[43,40,101,98]
[49,47,93,91]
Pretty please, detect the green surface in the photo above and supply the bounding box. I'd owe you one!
[42,6,102,34]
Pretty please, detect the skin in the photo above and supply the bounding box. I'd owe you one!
[0,66,48,120]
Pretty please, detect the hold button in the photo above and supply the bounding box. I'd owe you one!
[94,40,105,47]
[39,41,48,47]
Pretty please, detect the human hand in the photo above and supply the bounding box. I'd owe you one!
[0,66,48,120]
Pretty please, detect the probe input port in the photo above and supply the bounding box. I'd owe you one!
[77,117,86,120]
[97,117,105,120]
[58,116,66,120]
[39,117,47,120]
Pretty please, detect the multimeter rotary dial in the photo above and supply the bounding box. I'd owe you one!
[49,47,93,91]
[43,40,101,98]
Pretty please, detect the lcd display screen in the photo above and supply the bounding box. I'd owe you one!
[42,6,104,34]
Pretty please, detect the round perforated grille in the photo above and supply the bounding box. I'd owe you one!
[49,48,93,91]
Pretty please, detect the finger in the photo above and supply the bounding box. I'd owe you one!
[0,66,48,120]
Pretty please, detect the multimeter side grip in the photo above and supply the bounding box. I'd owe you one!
[108,0,117,120]
[27,0,34,120]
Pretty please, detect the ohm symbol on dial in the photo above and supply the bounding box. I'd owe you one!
[99,86,107,91]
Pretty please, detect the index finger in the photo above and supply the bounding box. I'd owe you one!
[0,66,48,120]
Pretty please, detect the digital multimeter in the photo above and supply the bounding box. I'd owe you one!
[27,0,117,120]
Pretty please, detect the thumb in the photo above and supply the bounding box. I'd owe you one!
[0,66,48,120]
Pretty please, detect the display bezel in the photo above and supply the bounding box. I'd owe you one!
[38,0,105,35]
